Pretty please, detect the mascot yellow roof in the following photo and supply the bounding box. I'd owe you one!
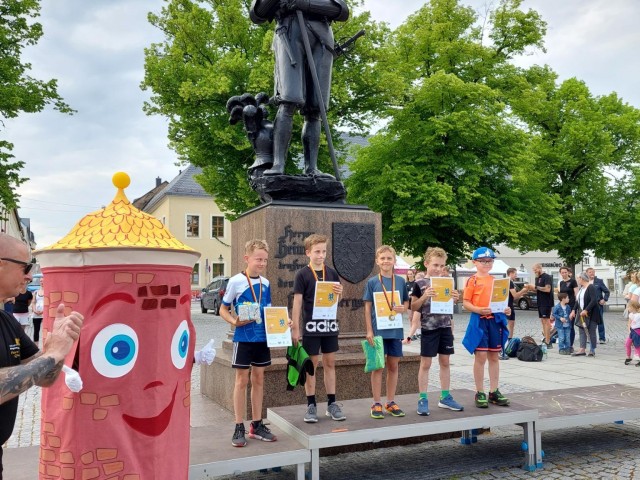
[42,172,195,251]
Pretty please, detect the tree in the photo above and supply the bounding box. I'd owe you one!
[346,0,560,262]
[142,0,391,217]
[0,0,73,211]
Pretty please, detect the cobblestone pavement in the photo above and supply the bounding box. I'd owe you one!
[6,305,640,479]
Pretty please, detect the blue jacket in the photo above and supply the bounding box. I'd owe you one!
[592,277,610,302]
[552,303,572,329]
[462,312,509,354]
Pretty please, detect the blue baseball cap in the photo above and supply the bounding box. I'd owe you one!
[472,247,496,260]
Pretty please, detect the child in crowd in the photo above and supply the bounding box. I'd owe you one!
[624,300,640,366]
[291,234,345,423]
[363,245,409,419]
[220,239,276,447]
[551,292,572,354]
[408,247,463,416]
[462,247,511,408]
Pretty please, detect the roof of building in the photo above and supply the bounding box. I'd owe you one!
[132,180,169,210]
[144,165,210,213]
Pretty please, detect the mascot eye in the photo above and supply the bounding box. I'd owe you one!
[91,324,139,378]
[171,320,190,369]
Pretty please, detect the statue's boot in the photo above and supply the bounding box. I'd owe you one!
[303,116,334,178]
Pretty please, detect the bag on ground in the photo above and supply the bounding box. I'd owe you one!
[505,337,521,357]
[517,336,543,362]
[362,336,385,373]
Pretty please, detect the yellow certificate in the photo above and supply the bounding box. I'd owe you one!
[313,282,339,319]
[430,277,454,314]
[490,277,510,313]
[263,307,292,348]
[373,291,402,329]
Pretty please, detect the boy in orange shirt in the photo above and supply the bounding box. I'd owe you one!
[462,247,511,408]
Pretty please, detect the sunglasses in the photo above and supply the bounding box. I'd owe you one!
[1,257,35,274]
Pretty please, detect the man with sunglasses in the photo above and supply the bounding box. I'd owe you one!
[0,233,83,478]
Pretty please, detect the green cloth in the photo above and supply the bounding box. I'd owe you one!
[361,336,385,373]
[286,344,314,391]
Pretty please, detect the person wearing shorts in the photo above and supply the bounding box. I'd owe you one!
[408,247,463,416]
[529,263,554,348]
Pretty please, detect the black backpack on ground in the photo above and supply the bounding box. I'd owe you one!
[517,336,543,362]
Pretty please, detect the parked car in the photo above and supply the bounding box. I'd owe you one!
[27,273,43,293]
[514,281,537,310]
[200,276,229,315]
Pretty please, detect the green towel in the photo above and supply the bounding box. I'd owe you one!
[361,336,385,373]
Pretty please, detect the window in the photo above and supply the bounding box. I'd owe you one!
[191,263,200,284]
[594,257,602,266]
[211,216,224,238]
[186,214,200,238]
[211,263,224,277]
[583,257,590,266]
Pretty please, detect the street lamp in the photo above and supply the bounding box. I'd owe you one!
[519,263,525,271]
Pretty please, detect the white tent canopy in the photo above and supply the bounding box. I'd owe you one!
[394,256,412,274]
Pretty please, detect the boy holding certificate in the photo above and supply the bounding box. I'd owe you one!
[461,247,511,408]
[219,239,276,447]
[363,245,409,419]
[408,247,463,416]
[291,234,345,423]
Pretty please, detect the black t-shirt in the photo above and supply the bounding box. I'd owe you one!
[405,281,415,307]
[0,311,39,445]
[536,273,554,308]
[559,278,578,308]
[293,265,340,337]
[12,291,32,314]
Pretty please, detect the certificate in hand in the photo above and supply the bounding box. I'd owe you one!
[430,277,454,314]
[490,277,510,313]
[373,291,402,329]
[312,281,339,319]
[264,307,292,348]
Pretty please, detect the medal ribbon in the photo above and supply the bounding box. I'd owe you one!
[243,271,262,307]
[308,264,325,282]
[379,274,395,313]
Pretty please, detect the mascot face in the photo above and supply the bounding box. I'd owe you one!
[39,266,195,479]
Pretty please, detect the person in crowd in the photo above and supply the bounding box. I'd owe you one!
[291,234,345,423]
[405,269,416,311]
[363,245,409,419]
[624,300,640,366]
[551,293,572,354]
[558,266,579,351]
[500,267,527,360]
[585,267,609,344]
[11,286,33,331]
[219,239,276,447]
[0,233,83,476]
[570,272,601,357]
[32,277,45,344]
[462,247,511,408]
[528,263,554,348]
[408,247,463,416]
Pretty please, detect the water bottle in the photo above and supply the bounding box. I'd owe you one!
[541,343,548,360]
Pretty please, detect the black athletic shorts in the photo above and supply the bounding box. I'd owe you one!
[232,341,271,369]
[420,328,454,357]
[538,305,552,318]
[302,335,339,356]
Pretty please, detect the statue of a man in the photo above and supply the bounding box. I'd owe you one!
[250,0,349,176]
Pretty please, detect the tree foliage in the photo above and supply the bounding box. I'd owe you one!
[142,0,391,217]
[0,0,73,211]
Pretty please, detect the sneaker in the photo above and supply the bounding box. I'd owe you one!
[488,389,510,406]
[636,361,640,367]
[498,352,509,360]
[304,404,318,423]
[385,401,405,417]
[625,358,632,365]
[249,421,277,442]
[232,423,247,447]
[599,339,607,344]
[370,402,384,419]
[546,342,553,349]
[475,392,488,408]
[417,397,430,416]
[438,394,464,411]
[326,402,346,421]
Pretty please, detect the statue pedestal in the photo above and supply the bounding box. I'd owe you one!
[200,201,421,417]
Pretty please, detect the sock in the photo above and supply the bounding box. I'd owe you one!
[327,394,336,405]
[251,420,261,428]
[419,392,427,399]
[307,395,316,406]
[441,390,450,400]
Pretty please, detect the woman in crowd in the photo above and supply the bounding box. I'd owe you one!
[32,276,45,343]
[570,272,601,357]
[558,266,579,351]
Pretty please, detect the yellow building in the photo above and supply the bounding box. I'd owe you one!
[134,165,231,292]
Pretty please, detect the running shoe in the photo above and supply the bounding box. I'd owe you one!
[417,397,430,416]
[385,401,405,417]
[438,394,464,411]
[488,389,510,406]
[248,421,277,442]
[304,404,318,423]
[475,391,488,408]
[326,402,346,421]
[370,402,384,419]
[232,423,247,447]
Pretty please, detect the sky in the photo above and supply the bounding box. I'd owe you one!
[8,0,640,247]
